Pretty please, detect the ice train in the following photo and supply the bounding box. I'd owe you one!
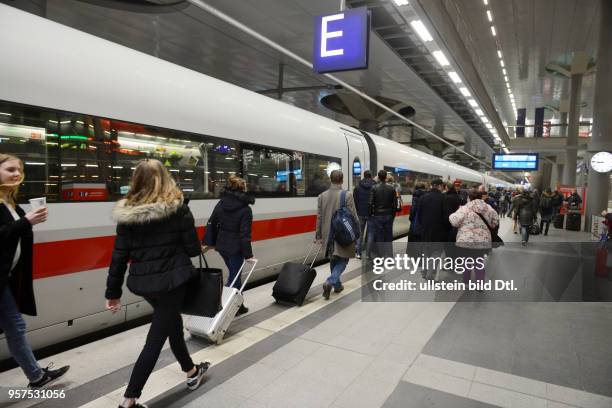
[0,4,512,359]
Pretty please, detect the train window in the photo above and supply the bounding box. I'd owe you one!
[0,101,60,203]
[384,166,442,194]
[242,146,302,197]
[304,154,341,197]
[352,158,361,188]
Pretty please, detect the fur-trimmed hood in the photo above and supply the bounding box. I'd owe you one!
[112,198,183,224]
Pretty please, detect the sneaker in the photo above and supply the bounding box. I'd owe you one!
[334,285,344,294]
[322,282,332,300]
[28,363,70,389]
[236,304,249,316]
[186,362,211,391]
[118,404,148,408]
[356,254,361,260]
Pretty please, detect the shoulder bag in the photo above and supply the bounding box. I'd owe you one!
[474,211,504,248]
[182,254,223,317]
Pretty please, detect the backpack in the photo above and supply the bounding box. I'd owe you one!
[329,190,360,247]
[540,196,552,210]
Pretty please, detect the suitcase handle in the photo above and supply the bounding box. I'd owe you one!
[303,243,322,269]
[228,258,258,293]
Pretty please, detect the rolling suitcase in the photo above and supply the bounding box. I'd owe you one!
[186,259,258,344]
[553,213,564,229]
[272,244,321,306]
[566,212,581,231]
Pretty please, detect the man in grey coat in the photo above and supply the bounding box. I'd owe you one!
[315,170,359,300]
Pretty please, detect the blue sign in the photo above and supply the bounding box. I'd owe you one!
[492,154,539,171]
[353,160,361,176]
[313,7,370,74]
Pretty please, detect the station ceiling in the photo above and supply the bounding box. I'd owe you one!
[3,0,601,171]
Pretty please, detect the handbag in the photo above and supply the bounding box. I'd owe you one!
[182,254,223,317]
[203,204,221,246]
[474,211,504,248]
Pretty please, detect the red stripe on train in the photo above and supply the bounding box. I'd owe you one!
[32,207,410,280]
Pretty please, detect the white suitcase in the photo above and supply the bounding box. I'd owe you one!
[186,259,257,344]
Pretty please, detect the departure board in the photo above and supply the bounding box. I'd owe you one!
[492,154,539,171]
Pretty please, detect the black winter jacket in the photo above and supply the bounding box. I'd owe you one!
[105,199,201,299]
[353,178,375,217]
[409,188,425,235]
[206,190,254,259]
[369,182,396,216]
[443,189,462,242]
[417,189,450,242]
[0,204,36,316]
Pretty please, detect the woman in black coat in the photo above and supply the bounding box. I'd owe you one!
[105,159,209,408]
[0,154,69,388]
[203,175,255,314]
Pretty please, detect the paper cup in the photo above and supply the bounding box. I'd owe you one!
[29,197,46,211]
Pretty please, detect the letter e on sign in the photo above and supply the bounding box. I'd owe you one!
[313,7,369,74]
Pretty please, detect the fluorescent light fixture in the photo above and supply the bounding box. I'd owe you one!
[85,164,98,168]
[502,68,507,75]
[432,50,450,66]
[185,170,194,173]
[506,83,511,89]
[497,50,502,59]
[475,109,484,115]
[61,163,77,167]
[500,59,505,68]
[482,117,490,123]
[25,162,45,166]
[410,20,432,42]
[169,169,179,173]
[0,112,12,116]
[393,0,409,5]
[468,99,478,107]
[491,26,496,36]
[112,166,123,169]
[459,87,471,97]
[486,123,494,129]
[503,147,510,154]
[484,0,488,4]
[504,75,509,82]
[448,71,462,83]
[487,10,493,22]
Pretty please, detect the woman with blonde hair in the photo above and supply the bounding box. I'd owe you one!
[0,154,70,388]
[106,159,209,408]
[203,175,255,315]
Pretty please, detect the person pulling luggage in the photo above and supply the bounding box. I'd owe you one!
[203,175,255,315]
[314,170,359,300]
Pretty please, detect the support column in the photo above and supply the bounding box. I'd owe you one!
[562,73,582,186]
[586,0,612,231]
[555,164,564,189]
[559,112,568,137]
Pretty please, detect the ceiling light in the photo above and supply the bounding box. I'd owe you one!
[432,50,450,66]
[483,0,488,4]
[497,50,502,59]
[487,10,493,22]
[506,83,511,89]
[448,71,462,83]
[491,26,497,36]
[393,0,409,5]
[504,75,509,82]
[459,87,471,97]
[410,20,432,42]
[486,123,494,129]
[500,60,505,68]
[482,117,490,123]
[475,109,484,115]
[468,99,478,107]
[502,68,507,75]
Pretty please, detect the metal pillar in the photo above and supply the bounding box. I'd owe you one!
[586,0,612,231]
[562,74,582,186]
[559,112,568,137]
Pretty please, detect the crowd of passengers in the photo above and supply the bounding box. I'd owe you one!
[0,152,595,407]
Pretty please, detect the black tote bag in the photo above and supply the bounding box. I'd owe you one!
[182,255,223,317]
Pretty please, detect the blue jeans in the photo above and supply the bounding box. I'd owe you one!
[221,254,245,290]
[327,256,348,289]
[520,224,531,243]
[356,216,373,256]
[0,287,42,382]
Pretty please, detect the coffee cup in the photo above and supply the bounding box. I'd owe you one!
[29,197,47,211]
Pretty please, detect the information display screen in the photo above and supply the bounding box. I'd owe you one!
[492,154,539,171]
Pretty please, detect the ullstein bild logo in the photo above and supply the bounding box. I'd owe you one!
[313,7,370,74]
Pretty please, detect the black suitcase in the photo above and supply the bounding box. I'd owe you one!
[566,212,581,231]
[553,213,564,229]
[272,244,321,306]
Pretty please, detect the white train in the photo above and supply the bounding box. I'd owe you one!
[0,4,513,359]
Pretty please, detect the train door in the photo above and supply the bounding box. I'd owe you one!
[343,131,368,190]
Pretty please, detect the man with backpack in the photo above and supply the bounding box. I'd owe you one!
[315,170,359,300]
[353,170,375,259]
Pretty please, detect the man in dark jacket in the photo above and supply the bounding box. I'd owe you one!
[514,190,537,245]
[566,191,582,210]
[369,170,397,256]
[551,190,564,216]
[353,170,375,259]
[443,183,462,242]
[417,179,450,279]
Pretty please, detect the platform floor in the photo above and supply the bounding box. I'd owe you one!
[1,218,608,408]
